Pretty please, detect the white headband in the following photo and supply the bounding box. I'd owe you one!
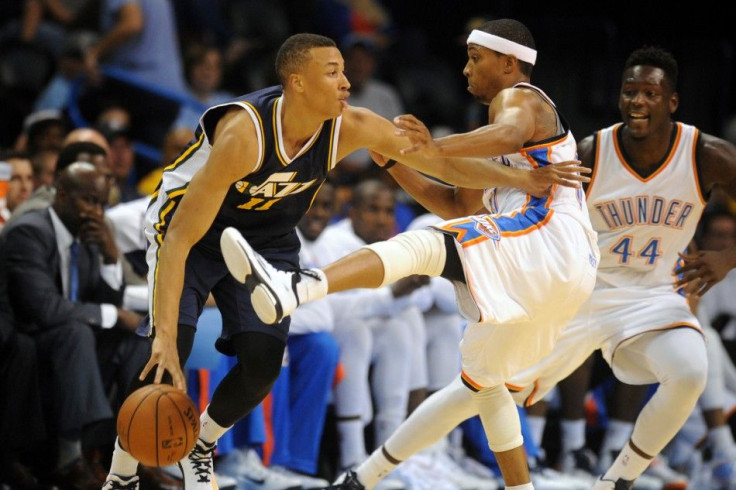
[467,29,537,66]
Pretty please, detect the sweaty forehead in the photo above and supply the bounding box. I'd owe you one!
[623,65,668,86]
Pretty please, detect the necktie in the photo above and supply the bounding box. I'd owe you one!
[69,241,79,302]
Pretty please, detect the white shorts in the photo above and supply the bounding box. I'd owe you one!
[507,284,702,406]
[435,211,598,389]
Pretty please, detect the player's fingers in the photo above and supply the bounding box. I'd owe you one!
[171,367,186,391]
[153,364,165,385]
[139,359,155,381]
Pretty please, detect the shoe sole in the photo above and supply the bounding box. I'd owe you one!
[220,227,282,324]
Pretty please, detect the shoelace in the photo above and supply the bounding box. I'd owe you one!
[188,442,215,482]
[104,476,139,490]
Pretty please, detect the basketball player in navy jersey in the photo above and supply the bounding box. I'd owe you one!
[102,33,588,490]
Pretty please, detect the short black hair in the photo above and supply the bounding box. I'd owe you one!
[275,33,336,85]
[625,46,678,92]
[478,19,536,77]
[56,142,107,175]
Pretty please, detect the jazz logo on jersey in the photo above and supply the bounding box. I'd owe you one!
[593,196,695,231]
[471,216,501,241]
[235,172,317,211]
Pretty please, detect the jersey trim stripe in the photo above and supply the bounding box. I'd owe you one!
[691,128,707,205]
[326,118,339,172]
[272,96,323,166]
[461,371,483,391]
[150,185,189,328]
[163,132,205,173]
[586,131,602,199]
[237,100,266,172]
[613,123,683,182]
[521,131,570,154]
[505,380,541,407]
[150,132,205,205]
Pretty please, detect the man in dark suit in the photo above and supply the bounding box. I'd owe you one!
[0,162,148,489]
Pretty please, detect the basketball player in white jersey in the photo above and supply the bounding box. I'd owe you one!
[221,19,599,490]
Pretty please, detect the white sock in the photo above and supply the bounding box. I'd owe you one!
[337,418,367,469]
[108,437,139,477]
[561,418,586,454]
[296,268,328,304]
[506,483,534,489]
[356,446,399,489]
[600,419,633,455]
[525,416,547,449]
[199,406,231,444]
[602,441,651,481]
[709,425,736,460]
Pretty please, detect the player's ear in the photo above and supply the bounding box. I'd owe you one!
[669,92,679,114]
[504,55,515,74]
[289,73,305,93]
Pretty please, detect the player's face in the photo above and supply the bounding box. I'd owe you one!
[463,45,505,104]
[298,184,335,241]
[619,66,678,139]
[350,189,395,244]
[301,47,351,119]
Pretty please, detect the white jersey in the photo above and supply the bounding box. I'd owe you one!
[588,122,706,289]
[481,83,591,226]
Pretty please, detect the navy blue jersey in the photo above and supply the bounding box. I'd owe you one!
[146,86,342,261]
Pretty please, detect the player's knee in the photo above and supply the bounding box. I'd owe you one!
[671,361,707,399]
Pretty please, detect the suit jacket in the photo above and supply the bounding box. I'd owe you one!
[0,208,124,332]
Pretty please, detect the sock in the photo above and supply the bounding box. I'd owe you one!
[337,418,367,469]
[108,437,139,477]
[602,441,651,481]
[356,446,399,488]
[561,418,586,454]
[600,419,633,455]
[525,416,547,450]
[506,483,534,489]
[57,437,82,469]
[709,425,736,460]
[199,406,231,444]
[296,268,328,304]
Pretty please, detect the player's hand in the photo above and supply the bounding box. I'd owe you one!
[522,160,591,197]
[391,274,431,298]
[393,115,440,157]
[675,248,736,296]
[140,333,186,390]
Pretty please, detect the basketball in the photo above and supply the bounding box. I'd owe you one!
[117,384,200,467]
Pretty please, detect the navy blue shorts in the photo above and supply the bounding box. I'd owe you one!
[177,245,297,354]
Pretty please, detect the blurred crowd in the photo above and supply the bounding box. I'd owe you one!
[2,1,736,490]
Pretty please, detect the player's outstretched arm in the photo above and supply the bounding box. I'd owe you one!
[141,109,260,389]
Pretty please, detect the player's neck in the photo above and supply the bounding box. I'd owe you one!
[621,122,676,170]
[280,99,325,152]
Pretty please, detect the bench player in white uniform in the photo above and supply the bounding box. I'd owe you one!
[221,19,599,490]
[506,47,736,490]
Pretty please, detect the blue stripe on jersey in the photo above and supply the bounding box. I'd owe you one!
[524,147,551,168]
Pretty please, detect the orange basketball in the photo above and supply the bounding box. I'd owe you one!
[117,384,200,467]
